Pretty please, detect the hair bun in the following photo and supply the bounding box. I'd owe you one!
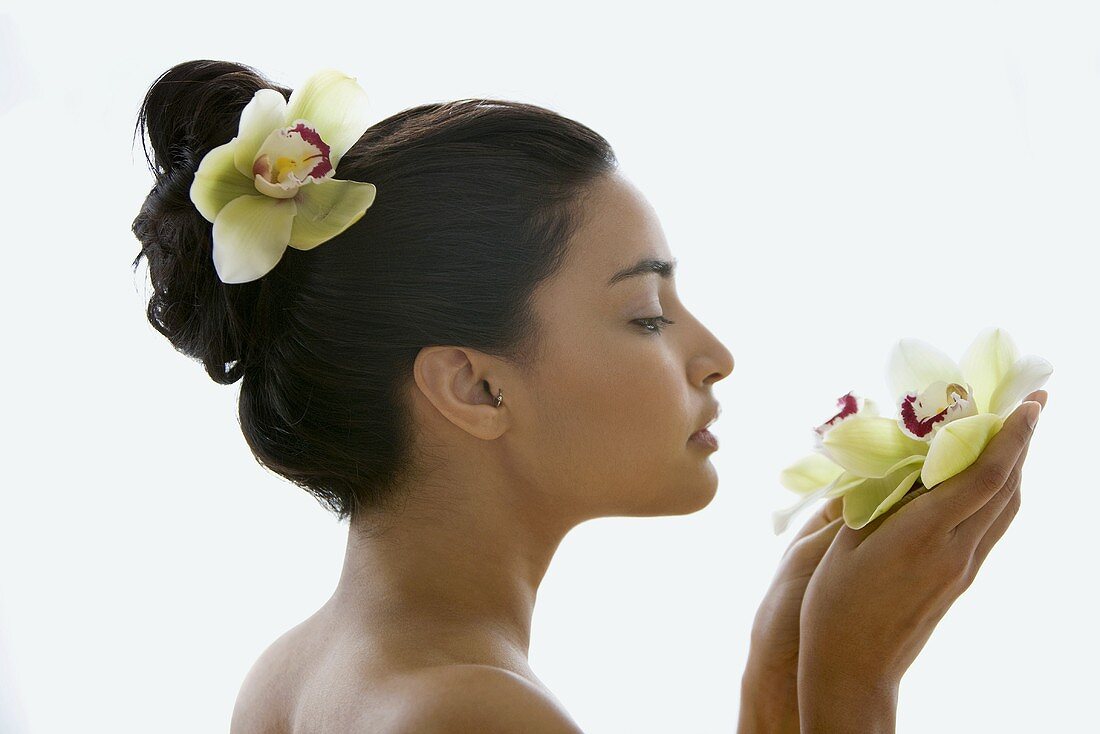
[131,60,290,384]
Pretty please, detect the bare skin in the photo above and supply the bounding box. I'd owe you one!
[229,168,1044,733]
[230,170,736,733]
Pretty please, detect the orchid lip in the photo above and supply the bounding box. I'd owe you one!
[250,120,335,199]
[897,381,976,441]
[811,391,874,450]
[814,391,861,436]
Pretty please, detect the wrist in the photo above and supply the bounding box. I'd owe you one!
[797,667,899,734]
[738,653,800,734]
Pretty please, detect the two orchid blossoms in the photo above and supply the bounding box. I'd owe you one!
[774,327,1053,534]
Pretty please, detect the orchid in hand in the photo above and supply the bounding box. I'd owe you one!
[189,68,378,284]
[774,327,1052,533]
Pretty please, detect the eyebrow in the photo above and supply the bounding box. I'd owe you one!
[606,257,678,287]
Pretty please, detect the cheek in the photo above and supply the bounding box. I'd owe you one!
[535,338,688,478]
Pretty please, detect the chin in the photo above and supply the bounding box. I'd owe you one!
[634,467,720,517]
[674,476,720,514]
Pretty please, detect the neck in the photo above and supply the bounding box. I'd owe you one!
[327,479,572,668]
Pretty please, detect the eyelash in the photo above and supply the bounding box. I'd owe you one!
[634,316,676,335]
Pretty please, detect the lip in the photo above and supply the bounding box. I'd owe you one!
[692,404,721,436]
[689,428,719,450]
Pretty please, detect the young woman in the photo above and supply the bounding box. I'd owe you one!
[132,59,1046,733]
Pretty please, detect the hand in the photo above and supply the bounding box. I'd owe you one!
[741,462,936,733]
[797,390,1047,730]
[739,496,846,733]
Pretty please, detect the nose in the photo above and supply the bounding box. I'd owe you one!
[696,334,734,387]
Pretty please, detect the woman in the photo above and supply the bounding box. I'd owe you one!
[131,59,1046,733]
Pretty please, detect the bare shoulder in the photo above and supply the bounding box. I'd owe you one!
[369,664,585,734]
[228,618,583,734]
[229,624,307,734]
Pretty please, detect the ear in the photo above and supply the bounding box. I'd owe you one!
[413,345,507,440]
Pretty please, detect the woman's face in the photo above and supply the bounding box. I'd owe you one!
[512,171,735,522]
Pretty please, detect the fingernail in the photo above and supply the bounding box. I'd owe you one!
[1024,401,1041,430]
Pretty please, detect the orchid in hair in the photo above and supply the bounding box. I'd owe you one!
[773,327,1052,534]
[189,69,377,284]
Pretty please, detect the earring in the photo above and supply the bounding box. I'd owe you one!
[494,388,504,408]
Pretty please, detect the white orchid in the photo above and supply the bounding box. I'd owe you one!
[189,68,378,284]
[774,327,1052,533]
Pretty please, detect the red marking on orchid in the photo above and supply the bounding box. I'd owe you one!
[289,122,333,179]
[898,392,950,438]
[814,391,860,437]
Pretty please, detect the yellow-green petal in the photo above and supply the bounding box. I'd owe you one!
[820,416,929,478]
[233,88,289,179]
[772,483,834,535]
[288,179,377,250]
[772,469,867,534]
[987,354,1054,418]
[284,69,372,169]
[887,338,964,403]
[920,412,1004,489]
[779,453,845,495]
[190,141,255,223]
[842,457,924,530]
[959,327,1019,414]
[211,195,297,284]
[824,470,867,498]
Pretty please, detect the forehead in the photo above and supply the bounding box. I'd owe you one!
[568,173,673,285]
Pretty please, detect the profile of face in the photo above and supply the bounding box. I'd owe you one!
[412,172,735,529]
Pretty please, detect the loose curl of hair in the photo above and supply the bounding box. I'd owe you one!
[131,59,618,522]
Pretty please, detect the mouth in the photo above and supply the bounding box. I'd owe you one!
[691,404,721,438]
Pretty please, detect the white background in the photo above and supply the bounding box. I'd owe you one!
[1,1,1095,731]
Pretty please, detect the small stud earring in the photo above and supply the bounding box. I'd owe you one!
[494,388,504,408]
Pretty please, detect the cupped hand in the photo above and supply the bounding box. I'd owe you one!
[797,390,1048,722]
[743,430,942,729]
[740,495,845,732]
[748,497,844,684]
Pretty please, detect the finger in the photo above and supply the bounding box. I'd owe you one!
[954,415,1034,545]
[792,515,846,559]
[822,495,843,523]
[789,496,843,546]
[925,399,1041,530]
[831,482,934,550]
[972,482,1022,570]
[1021,389,1048,411]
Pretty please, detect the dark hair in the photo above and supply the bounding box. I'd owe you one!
[131,59,618,522]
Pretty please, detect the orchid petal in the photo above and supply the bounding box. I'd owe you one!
[779,453,845,495]
[772,469,866,534]
[772,482,835,535]
[232,88,289,179]
[842,457,924,530]
[190,141,255,223]
[959,327,1020,414]
[987,355,1054,418]
[824,471,867,498]
[920,412,1004,489]
[284,69,372,169]
[819,416,929,478]
[887,338,964,404]
[288,179,377,250]
[211,195,297,284]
